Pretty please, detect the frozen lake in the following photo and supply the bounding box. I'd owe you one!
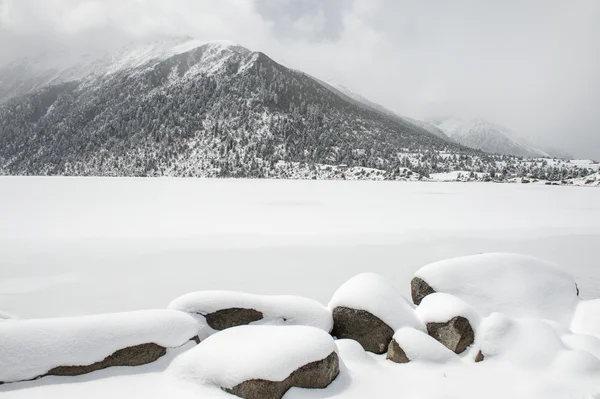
[1,177,599,318]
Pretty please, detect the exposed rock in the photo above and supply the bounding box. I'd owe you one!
[426,316,475,354]
[205,308,263,330]
[331,306,394,354]
[411,277,436,305]
[475,350,484,362]
[225,351,339,399]
[46,343,166,377]
[386,339,409,363]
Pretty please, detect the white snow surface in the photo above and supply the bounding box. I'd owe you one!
[1,179,600,398]
[571,299,600,338]
[416,292,481,328]
[169,325,337,389]
[478,312,600,372]
[392,327,458,363]
[0,310,16,320]
[415,253,579,325]
[328,273,424,331]
[0,309,203,383]
[477,312,565,368]
[168,290,332,333]
[562,334,600,360]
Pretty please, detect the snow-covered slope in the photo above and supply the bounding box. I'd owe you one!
[0,37,585,181]
[325,82,452,141]
[403,116,453,141]
[0,37,476,178]
[433,117,551,158]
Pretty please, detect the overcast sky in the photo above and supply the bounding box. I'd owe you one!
[1,0,599,159]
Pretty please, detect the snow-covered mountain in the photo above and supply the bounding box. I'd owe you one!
[420,117,569,159]
[324,82,452,142]
[0,37,589,182]
[0,37,474,178]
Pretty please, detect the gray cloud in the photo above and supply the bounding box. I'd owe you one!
[254,0,353,41]
[1,0,599,159]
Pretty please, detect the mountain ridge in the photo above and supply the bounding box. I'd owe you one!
[0,37,593,183]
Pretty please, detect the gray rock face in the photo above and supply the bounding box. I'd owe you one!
[46,343,167,377]
[386,339,409,363]
[411,277,436,305]
[225,351,339,399]
[205,308,263,330]
[426,316,474,354]
[331,307,394,354]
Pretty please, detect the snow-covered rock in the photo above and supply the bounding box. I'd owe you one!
[571,299,600,338]
[0,309,203,383]
[416,293,480,354]
[168,290,332,335]
[413,253,579,325]
[477,312,566,368]
[169,325,339,399]
[328,273,424,353]
[387,327,458,363]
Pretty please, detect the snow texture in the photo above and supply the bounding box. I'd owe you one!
[0,310,16,320]
[169,325,337,389]
[168,290,332,333]
[416,292,481,327]
[562,334,600,360]
[415,253,579,325]
[0,309,204,383]
[477,312,566,368]
[571,299,600,338]
[392,327,458,363]
[328,273,424,331]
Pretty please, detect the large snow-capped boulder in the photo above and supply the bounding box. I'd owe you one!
[416,293,480,354]
[168,291,332,335]
[411,253,579,325]
[387,327,458,364]
[571,299,600,338]
[0,309,203,384]
[169,325,339,399]
[328,273,424,354]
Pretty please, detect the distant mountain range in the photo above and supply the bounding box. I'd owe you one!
[0,37,594,183]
